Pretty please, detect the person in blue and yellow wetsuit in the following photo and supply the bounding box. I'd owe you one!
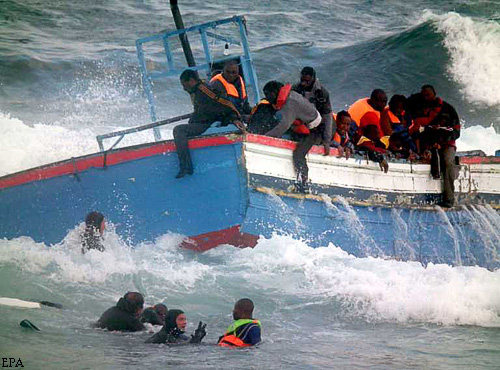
[218,298,261,347]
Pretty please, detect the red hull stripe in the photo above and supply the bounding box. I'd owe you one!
[245,134,334,155]
[1,132,498,190]
[0,135,240,190]
[180,225,259,251]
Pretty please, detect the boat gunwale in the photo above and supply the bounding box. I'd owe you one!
[1,132,499,190]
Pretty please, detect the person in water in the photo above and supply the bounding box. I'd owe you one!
[96,292,145,332]
[145,309,207,344]
[173,69,244,179]
[81,211,105,253]
[141,303,168,326]
[218,298,261,347]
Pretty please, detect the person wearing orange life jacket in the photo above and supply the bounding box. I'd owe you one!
[209,60,251,118]
[331,111,355,159]
[218,298,261,347]
[348,89,387,140]
[408,85,460,208]
[290,67,334,192]
[262,80,322,193]
[380,94,417,156]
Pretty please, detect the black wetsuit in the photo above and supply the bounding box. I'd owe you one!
[96,297,145,332]
[145,309,205,344]
[140,307,164,326]
[145,326,191,344]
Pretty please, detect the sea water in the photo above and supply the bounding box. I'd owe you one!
[1,1,500,368]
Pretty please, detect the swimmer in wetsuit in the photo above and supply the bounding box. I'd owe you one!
[141,303,168,326]
[145,309,206,344]
[96,292,145,332]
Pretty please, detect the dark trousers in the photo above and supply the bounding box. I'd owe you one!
[441,145,457,205]
[431,145,457,205]
[173,122,211,171]
[292,131,322,184]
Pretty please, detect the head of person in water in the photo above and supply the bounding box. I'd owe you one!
[388,94,407,117]
[154,303,168,324]
[263,80,284,105]
[85,211,105,236]
[299,66,316,91]
[162,309,187,335]
[118,292,145,316]
[369,89,388,112]
[180,69,201,94]
[82,211,106,253]
[335,111,352,136]
[421,84,437,103]
[222,60,240,84]
[232,298,254,320]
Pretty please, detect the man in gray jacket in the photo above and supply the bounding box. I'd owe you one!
[263,80,324,193]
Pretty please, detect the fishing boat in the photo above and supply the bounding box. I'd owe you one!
[1,2,499,269]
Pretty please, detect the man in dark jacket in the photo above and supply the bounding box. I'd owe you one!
[174,69,245,178]
[96,292,145,332]
[291,67,334,192]
[409,85,460,207]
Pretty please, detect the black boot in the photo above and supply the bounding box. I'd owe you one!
[175,168,193,179]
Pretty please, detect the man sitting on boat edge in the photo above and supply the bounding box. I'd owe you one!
[174,69,245,179]
[209,60,252,119]
[261,80,322,193]
[291,67,334,192]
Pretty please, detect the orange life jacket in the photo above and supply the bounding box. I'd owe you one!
[332,131,349,146]
[386,107,401,124]
[210,73,247,99]
[218,319,261,348]
[218,335,251,347]
[348,98,381,127]
[273,84,310,135]
[250,99,271,115]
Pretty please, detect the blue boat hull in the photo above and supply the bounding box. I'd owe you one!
[0,134,498,268]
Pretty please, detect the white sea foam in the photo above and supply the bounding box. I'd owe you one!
[0,111,176,176]
[456,125,500,155]
[423,11,500,108]
[1,232,499,327]
[218,236,500,327]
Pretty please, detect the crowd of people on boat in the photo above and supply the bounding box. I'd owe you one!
[176,60,460,207]
[95,292,261,347]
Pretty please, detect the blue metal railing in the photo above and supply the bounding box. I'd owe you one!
[135,15,260,141]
